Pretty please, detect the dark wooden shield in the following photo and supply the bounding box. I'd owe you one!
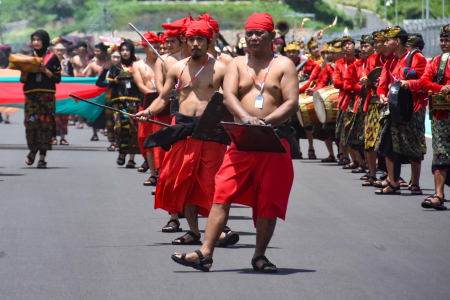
[388,81,414,126]
[220,121,287,153]
[191,91,233,145]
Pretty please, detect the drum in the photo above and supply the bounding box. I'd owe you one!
[431,91,450,110]
[297,93,318,127]
[313,86,339,124]
[8,53,41,73]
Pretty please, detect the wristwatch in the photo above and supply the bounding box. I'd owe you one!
[145,108,152,117]
[243,119,250,124]
[259,118,267,124]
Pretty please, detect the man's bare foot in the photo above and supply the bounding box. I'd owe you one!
[252,255,277,273]
[172,250,212,271]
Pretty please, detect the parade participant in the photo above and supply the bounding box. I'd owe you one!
[135,20,228,245]
[51,42,69,146]
[285,41,320,159]
[22,29,61,168]
[197,13,233,65]
[72,40,90,129]
[273,37,284,55]
[108,40,142,167]
[96,49,121,151]
[133,31,160,186]
[414,24,450,209]
[375,26,427,195]
[406,33,425,52]
[306,37,323,63]
[334,35,357,167]
[158,33,168,55]
[360,30,394,186]
[343,35,375,174]
[306,39,343,162]
[170,13,298,273]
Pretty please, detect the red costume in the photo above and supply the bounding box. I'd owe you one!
[343,58,366,112]
[155,20,225,216]
[298,59,321,93]
[314,63,334,90]
[377,50,427,112]
[213,13,294,226]
[333,57,357,108]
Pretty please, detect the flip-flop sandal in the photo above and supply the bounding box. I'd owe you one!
[25,152,37,166]
[321,156,337,162]
[143,175,158,186]
[421,195,447,210]
[116,154,126,166]
[215,230,240,247]
[375,182,401,195]
[172,231,202,245]
[308,149,317,159]
[171,250,212,272]
[251,255,278,273]
[162,219,182,232]
[59,139,69,145]
[126,160,136,168]
[410,184,423,195]
[138,160,149,172]
[37,160,47,169]
[362,176,377,187]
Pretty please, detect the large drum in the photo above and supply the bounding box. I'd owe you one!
[313,86,339,123]
[297,93,319,127]
[8,53,41,73]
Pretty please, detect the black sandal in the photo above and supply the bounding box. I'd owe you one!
[338,157,350,166]
[380,173,388,180]
[373,179,390,188]
[172,231,202,245]
[162,219,182,232]
[308,149,317,159]
[321,155,337,163]
[421,195,447,210]
[351,165,366,173]
[126,160,136,168]
[410,184,423,195]
[251,255,278,273]
[399,177,408,187]
[90,134,99,141]
[362,176,377,187]
[143,175,158,186]
[171,250,212,272]
[375,182,401,195]
[215,228,240,248]
[37,160,47,169]
[343,161,359,170]
[337,153,344,161]
[25,152,37,166]
[107,145,116,151]
[360,172,370,181]
[116,154,126,166]
[59,139,69,145]
[138,159,149,173]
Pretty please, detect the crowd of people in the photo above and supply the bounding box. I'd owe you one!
[9,10,450,273]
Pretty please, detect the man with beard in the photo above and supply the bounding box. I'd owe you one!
[414,24,450,209]
[375,26,427,195]
[170,13,298,273]
[135,20,229,246]
[133,31,161,187]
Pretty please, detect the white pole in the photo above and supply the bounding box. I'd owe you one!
[385,0,387,25]
[426,0,429,20]
[422,0,424,21]
[395,0,398,24]
[444,0,445,18]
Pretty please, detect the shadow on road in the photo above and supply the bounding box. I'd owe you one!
[0,173,25,176]
[174,268,316,275]
[20,167,70,170]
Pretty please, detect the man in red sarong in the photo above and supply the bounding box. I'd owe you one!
[170,13,299,273]
[375,26,427,195]
[133,31,160,186]
[136,20,229,245]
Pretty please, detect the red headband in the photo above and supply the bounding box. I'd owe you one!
[141,31,160,46]
[160,33,167,44]
[185,20,213,40]
[197,13,219,33]
[245,13,274,32]
[162,16,194,37]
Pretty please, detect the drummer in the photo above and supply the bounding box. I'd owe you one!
[415,24,450,210]
[306,37,323,63]
[375,26,427,195]
[285,41,320,159]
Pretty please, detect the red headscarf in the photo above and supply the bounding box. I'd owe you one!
[162,16,194,37]
[197,13,219,33]
[159,33,167,44]
[245,13,274,32]
[185,20,214,40]
[141,31,160,46]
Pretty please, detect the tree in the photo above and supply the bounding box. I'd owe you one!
[354,4,367,29]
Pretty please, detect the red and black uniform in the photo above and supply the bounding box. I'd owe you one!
[298,58,321,93]
[376,50,427,181]
[334,57,357,109]
[314,63,334,90]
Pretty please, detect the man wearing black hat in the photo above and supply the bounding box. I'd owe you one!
[375,26,427,195]
[414,24,450,210]
[405,33,425,52]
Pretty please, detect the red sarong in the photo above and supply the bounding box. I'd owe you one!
[152,114,172,170]
[213,139,294,227]
[155,137,226,217]
[138,106,154,156]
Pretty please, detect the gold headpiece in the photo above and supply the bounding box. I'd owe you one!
[328,41,342,53]
[341,35,355,44]
[383,26,408,38]
[440,24,450,37]
[320,43,329,53]
[372,30,386,41]
[307,37,319,50]
[284,42,300,52]
[359,35,375,44]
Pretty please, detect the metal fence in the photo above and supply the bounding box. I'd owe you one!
[323,17,450,58]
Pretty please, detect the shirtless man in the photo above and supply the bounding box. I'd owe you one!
[72,40,89,77]
[197,13,233,65]
[170,13,299,273]
[133,31,160,187]
[135,20,228,246]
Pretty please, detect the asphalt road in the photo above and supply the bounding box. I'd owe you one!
[1,111,449,300]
